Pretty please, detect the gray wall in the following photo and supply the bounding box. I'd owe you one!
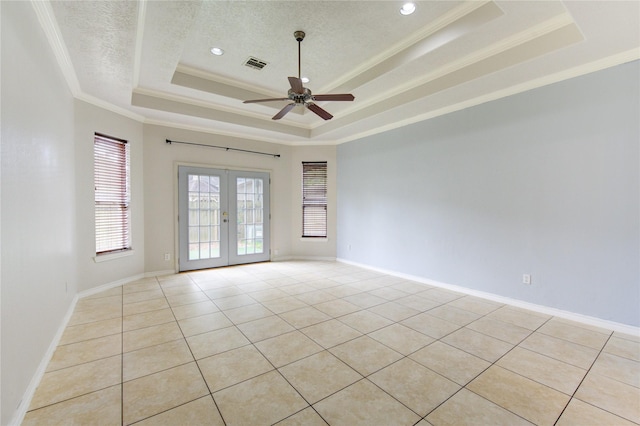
[337,60,639,327]
[1,2,77,423]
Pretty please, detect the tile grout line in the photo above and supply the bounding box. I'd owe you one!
[34,262,637,425]
[234,275,467,422]
[137,272,605,425]
[203,270,321,425]
[295,282,489,422]
[24,289,124,417]
[163,273,229,426]
[120,276,185,425]
[192,270,327,422]
[413,303,552,424]
[198,268,370,425]
[122,274,219,425]
[121,282,125,426]
[398,304,504,423]
[551,331,614,426]
[268,276,451,423]
[450,311,616,424]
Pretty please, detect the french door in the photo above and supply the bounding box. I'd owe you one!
[178,166,270,271]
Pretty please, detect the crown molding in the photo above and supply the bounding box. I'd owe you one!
[76,92,145,122]
[336,49,640,145]
[92,48,640,147]
[143,119,311,146]
[132,87,307,127]
[314,18,584,138]
[175,64,284,99]
[338,12,577,120]
[30,0,638,147]
[31,0,80,96]
[132,0,147,88]
[321,1,503,94]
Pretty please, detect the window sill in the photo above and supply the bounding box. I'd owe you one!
[94,249,134,263]
[299,238,329,243]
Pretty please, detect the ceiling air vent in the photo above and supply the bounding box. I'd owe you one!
[244,57,268,70]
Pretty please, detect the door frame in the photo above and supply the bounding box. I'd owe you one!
[173,162,272,272]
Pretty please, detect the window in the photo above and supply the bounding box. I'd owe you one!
[94,133,131,255]
[302,161,327,237]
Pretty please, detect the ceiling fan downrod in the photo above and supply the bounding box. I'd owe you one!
[294,30,305,79]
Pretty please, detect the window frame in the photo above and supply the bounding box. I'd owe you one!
[301,161,328,238]
[94,132,132,256]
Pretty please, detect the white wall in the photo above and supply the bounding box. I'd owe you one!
[143,125,293,272]
[1,2,77,423]
[142,125,339,272]
[290,146,338,259]
[337,60,640,327]
[74,101,145,291]
[1,5,148,422]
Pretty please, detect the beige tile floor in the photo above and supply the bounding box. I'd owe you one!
[23,261,640,425]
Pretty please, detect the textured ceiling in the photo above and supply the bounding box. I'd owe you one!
[41,0,639,145]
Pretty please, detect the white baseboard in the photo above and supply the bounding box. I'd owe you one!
[337,258,640,337]
[272,255,336,262]
[291,256,337,262]
[10,294,79,426]
[77,271,178,300]
[77,273,146,299]
[12,271,158,425]
[145,269,176,278]
[271,255,294,262]
[15,258,637,426]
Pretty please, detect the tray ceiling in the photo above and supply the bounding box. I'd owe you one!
[37,0,639,145]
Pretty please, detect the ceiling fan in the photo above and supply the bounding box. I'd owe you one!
[243,31,355,120]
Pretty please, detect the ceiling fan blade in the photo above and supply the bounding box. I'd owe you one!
[272,103,296,120]
[312,94,355,102]
[243,97,290,104]
[307,103,333,120]
[288,77,304,94]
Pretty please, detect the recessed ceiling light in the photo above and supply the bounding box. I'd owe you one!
[210,47,224,56]
[400,2,416,15]
[301,77,310,83]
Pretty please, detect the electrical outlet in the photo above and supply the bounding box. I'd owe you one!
[164,253,171,261]
[522,274,531,285]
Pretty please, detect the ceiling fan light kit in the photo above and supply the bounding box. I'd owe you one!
[243,30,355,121]
[400,2,416,16]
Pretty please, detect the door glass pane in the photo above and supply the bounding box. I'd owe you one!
[236,177,264,256]
[211,241,220,258]
[200,242,210,258]
[189,243,199,260]
[188,174,221,260]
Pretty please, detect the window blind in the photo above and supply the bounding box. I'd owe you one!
[302,161,327,237]
[94,133,131,255]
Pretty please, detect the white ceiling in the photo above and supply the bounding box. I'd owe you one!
[38,0,639,145]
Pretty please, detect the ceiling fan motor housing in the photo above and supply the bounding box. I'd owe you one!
[288,87,312,103]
